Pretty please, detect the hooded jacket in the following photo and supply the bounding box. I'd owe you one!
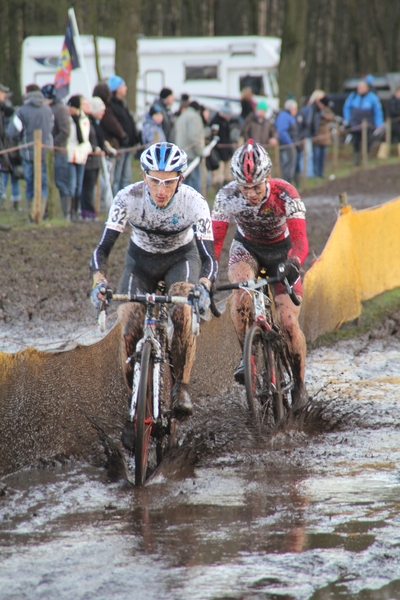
[7,91,54,161]
[141,113,166,146]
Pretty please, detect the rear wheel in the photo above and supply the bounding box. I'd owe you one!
[135,341,154,486]
[243,325,284,426]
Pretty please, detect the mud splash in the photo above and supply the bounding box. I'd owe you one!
[2,329,400,600]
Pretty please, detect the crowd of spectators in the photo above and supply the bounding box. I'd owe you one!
[0,73,398,221]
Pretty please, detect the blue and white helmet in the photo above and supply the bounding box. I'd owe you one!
[140,142,187,173]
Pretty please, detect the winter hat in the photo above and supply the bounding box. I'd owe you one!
[220,101,232,116]
[149,104,163,117]
[160,87,173,99]
[256,100,268,111]
[67,94,82,109]
[41,83,57,100]
[108,75,125,92]
[189,100,201,111]
[365,74,374,85]
[0,83,10,93]
[90,96,106,113]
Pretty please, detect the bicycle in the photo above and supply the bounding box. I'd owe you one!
[98,282,201,486]
[216,264,300,427]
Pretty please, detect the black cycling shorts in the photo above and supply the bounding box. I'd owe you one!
[118,239,201,295]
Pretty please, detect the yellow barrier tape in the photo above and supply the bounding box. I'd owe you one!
[301,196,400,342]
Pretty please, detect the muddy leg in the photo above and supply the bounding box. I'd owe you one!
[228,262,256,349]
[168,281,196,416]
[274,293,307,409]
[118,302,145,396]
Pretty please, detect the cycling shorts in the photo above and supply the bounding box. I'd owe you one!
[118,239,201,295]
[228,234,303,298]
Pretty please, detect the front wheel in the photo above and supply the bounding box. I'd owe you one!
[135,341,154,486]
[243,325,284,426]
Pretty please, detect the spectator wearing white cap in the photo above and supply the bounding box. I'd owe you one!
[108,75,139,195]
[210,101,235,191]
[80,96,107,220]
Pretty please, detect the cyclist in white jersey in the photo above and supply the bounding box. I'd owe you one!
[90,142,218,448]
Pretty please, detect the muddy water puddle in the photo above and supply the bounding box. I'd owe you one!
[2,336,400,599]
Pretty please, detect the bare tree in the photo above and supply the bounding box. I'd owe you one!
[278,0,308,105]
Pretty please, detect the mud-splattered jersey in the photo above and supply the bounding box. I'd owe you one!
[106,181,213,252]
[211,178,308,264]
[91,182,217,281]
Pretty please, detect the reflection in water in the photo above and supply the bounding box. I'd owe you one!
[1,424,400,598]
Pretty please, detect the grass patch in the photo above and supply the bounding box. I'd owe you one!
[309,286,400,348]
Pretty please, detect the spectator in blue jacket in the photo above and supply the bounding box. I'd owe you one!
[141,105,166,147]
[343,79,383,165]
[275,99,300,184]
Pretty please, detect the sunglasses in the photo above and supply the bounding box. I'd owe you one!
[146,174,180,190]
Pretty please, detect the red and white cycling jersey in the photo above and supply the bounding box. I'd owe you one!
[211,178,308,265]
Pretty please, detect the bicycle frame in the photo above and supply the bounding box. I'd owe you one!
[111,290,198,432]
[128,299,167,425]
[239,279,279,391]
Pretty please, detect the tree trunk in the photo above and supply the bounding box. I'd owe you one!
[114,0,141,112]
[278,0,308,105]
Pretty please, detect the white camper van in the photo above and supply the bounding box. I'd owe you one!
[20,35,115,98]
[21,35,280,116]
[136,36,281,117]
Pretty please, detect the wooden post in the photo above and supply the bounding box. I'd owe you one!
[302,138,307,188]
[94,169,101,215]
[33,129,42,224]
[46,150,56,219]
[339,191,348,208]
[385,117,392,157]
[332,124,339,174]
[361,119,368,168]
[274,143,281,178]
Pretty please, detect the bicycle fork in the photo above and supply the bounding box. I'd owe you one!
[126,330,163,425]
[255,317,279,393]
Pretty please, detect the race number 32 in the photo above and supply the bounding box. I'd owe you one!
[196,216,213,240]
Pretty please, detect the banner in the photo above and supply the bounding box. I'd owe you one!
[54,17,80,99]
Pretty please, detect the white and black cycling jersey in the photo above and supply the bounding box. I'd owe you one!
[91,182,217,282]
[106,181,213,253]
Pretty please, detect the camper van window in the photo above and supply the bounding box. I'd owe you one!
[268,72,279,97]
[185,65,218,81]
[229,43,256,56]
[240,76,265,96]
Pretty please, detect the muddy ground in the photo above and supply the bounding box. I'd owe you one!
[1,164,400,600]
[1,162,400,346]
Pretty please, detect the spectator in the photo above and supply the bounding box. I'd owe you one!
[275,99,301,185]
[8,84,54,221]
[297,96,314,178]
[0,83,13,209]
[308,90,335,178]
[108,75,139,196]
[343,78,383,165]
[240,87,256,122]
[152,87,175,142]
[240,100,278,147]
[41,83,71,219]
[210,101,235,191]
[388,87,400,144]
[174,93,190,118]
[80,96,107,221]
[66,94,91,221]
[141,105,166,147]
[175,100,205,192]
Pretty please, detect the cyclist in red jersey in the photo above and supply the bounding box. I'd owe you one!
[211,139,308,408]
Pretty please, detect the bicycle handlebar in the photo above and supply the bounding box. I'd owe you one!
[112,293,189,305]
[215,265,301,307]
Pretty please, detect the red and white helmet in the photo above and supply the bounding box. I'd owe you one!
[230,139,272,184]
